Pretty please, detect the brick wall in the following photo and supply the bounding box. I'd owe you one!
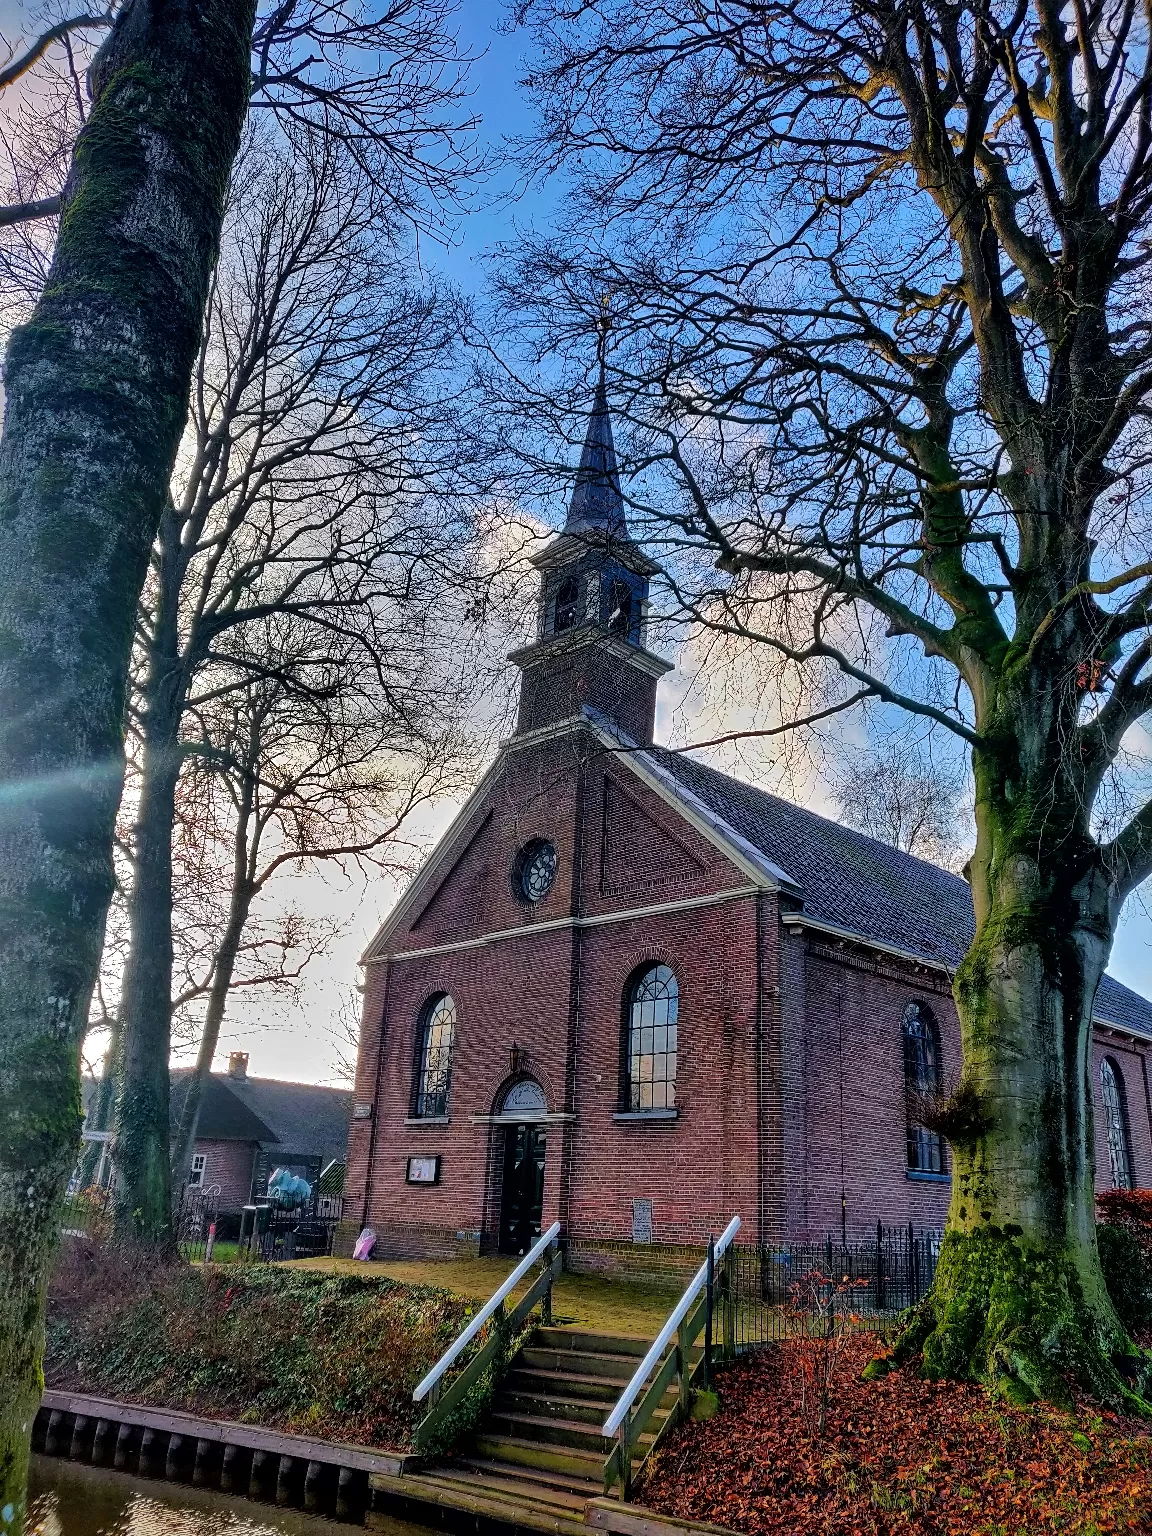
[1092,1031,1152,1193]
[344,723,766,1259]
[192,1138,256,1211]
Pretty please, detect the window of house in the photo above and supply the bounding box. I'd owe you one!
[1101,1057,1134,1190]
[625,964,678,1112]
[188,1153,206,1188]
[903,1002,945,1174]
[413,993,456,1118]
[553,576,581,633]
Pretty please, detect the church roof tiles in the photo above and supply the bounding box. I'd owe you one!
[647,744,1152,1041]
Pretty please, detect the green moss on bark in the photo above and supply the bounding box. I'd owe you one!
[900,1228,1150,1410]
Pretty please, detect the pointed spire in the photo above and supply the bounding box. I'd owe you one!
[564,344,629,538]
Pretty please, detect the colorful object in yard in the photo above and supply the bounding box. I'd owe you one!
[353,1227,377,1260]
[267,1167,312,1208]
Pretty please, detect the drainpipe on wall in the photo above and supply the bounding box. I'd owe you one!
[360,958,392,1227]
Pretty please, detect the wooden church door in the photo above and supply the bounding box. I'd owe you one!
[499,1123,546,1255]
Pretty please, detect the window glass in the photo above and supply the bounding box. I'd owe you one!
[903,1002,945,1174]
[626,965,678,1112]
[188,1153,206,1188]
[1101,1057,1134,1190]
[414,994,456,1118]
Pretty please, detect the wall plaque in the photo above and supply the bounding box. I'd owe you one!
[632,1197,653,1244]
[406,1155,441,1185]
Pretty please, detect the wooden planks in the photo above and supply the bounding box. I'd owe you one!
[39,1389,419,1476]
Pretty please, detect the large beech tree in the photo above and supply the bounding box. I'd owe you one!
[0,1,254,1521]
[506,0,1152,1402]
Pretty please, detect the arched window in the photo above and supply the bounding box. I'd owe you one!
[413,994,456,1118]
[1101,1057,1134,1190]
[500,1078,547,1116]
[553,576,581,633]
[903,1002,945,1174]
[625,965,678,1112]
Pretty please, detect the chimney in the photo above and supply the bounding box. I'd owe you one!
[227,1051,249,1081]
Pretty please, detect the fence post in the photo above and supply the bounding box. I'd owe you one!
[703,1234,715,1388]
[875,1220,884,1311]
[542,1241,553,1327]
[677,1324,691,1414]
[620,1417,632,1502]
[909,1223,919,1303]
[723,1250,736,1360]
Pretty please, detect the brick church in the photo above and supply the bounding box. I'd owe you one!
[344,374,1152,1270]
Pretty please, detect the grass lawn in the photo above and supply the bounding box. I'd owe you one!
[288,1253,681,1339]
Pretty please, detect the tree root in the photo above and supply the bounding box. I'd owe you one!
[887,1228,1152,1412]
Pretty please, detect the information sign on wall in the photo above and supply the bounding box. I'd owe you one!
[406,1155,441,1185]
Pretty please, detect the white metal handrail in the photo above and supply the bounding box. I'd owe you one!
[602,1215,741,1437]
[413,1221,562,1404]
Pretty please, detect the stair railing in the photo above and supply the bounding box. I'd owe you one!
[602,1215,741,1500]
[411,1221,562,1453]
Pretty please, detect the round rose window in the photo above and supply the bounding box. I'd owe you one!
[515,839,558,903]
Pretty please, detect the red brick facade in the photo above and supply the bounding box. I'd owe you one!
[191,1138,257,1210]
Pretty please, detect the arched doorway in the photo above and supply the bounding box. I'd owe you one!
[498,1078,547,1255]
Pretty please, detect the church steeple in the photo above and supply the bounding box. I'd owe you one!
[564,359,628,539]
[508,369,672,745]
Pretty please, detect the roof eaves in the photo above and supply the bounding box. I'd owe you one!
[581,708,801,894]
[782,912,1152,1042]
[359,754,507,964]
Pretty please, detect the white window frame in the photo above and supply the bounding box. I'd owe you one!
[188,1153,206,1188]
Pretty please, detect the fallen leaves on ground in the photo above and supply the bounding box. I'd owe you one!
[639,1335,1152,1535]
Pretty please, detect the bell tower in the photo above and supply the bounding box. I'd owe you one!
[510,365,672,745]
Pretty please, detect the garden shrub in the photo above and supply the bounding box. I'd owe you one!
[47,1237,474,1448]
[1097,1190,1152,1335]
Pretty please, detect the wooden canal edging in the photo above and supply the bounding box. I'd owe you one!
[35,1390,741,1536]
[35,1388,421,1523]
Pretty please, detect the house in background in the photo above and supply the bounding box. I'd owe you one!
[80,1052,353,1216]
[171,1053,353,1210]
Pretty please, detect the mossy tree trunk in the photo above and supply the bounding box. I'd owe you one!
[903,670,1139,1404]
[112,520,191,1244]
[0,0,254,1527]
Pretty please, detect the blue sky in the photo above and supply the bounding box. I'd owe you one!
[2,0,1149,1077]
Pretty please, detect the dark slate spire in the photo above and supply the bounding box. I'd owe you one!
[564,359,628,537]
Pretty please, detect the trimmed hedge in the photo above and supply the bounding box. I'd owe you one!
[1097,1189,1152,1336]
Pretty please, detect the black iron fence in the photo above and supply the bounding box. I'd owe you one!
[726,1224,942,1348]
[240,1196,344,1262]
[176,1187,221,1262]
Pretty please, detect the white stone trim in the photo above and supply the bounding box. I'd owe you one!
[365,884,763,967]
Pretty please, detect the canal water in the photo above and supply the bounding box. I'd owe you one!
[27,1456,427,1536]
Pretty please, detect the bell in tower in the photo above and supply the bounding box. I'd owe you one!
[510,364,672,745]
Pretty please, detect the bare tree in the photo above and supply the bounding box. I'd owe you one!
[0,2,254,1517]
[830,741,969,872]
[109,119,480,1242]
[0,0,475,1519]
[166,614,473,1192]
[496,0,1152,1401]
